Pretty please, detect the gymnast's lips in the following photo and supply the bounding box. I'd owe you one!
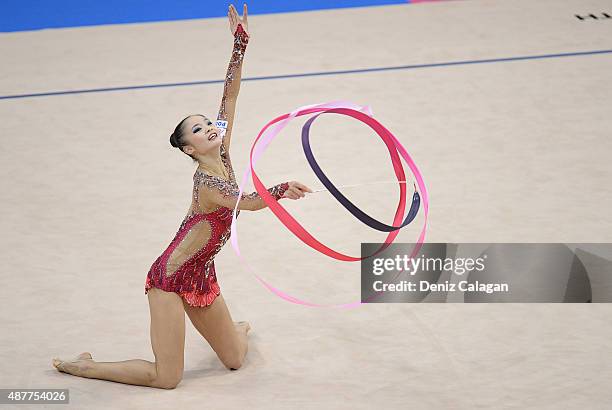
[208,132,217,141]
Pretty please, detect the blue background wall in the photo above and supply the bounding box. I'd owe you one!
[0,0,417,33]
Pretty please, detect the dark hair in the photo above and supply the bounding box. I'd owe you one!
[170,114,207,163]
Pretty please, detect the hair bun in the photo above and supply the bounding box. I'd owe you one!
[169,132,178,148]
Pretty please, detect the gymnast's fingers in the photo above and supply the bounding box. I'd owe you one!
[290,182,310,195]
[295,182,313,193]
[289,186,304,198]
[283,190,297,200]
[291,186,305,199]
[227,9,234,29]
[230,5,237,26]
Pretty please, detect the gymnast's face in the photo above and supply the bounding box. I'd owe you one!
[181,115,222,156]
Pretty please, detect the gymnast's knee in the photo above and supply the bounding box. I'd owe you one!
[152,376,182,389]
[150,370,183,389]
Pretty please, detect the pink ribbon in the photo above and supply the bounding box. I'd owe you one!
[229,100,429,309]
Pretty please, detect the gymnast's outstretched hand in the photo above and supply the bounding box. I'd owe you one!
[283,181,313,200]
[228,3,249,37]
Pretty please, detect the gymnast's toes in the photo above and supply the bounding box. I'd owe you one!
[52,352,94,376]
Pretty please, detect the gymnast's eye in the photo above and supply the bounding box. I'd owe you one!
[194,127,201,133]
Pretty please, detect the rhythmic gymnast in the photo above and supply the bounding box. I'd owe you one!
[52,2,313,388]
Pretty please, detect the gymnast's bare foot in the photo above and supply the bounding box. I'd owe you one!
[234,321,251,334]
[52,352,94,377]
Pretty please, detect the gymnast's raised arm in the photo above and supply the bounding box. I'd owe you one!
[216,4,250,158]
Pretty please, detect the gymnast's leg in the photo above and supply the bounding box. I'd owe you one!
[183,293,251,370]
[52,287,186,389]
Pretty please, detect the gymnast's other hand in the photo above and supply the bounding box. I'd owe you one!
[228,3,249,37]
[283,181,313,200]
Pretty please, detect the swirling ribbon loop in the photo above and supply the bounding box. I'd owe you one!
[301,108,421,232]
[229,100,429,309]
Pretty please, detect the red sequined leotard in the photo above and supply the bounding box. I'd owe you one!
[144,24,290,307]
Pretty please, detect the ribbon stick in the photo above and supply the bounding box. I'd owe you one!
[310,180,414,193]
[229,100,429,309]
